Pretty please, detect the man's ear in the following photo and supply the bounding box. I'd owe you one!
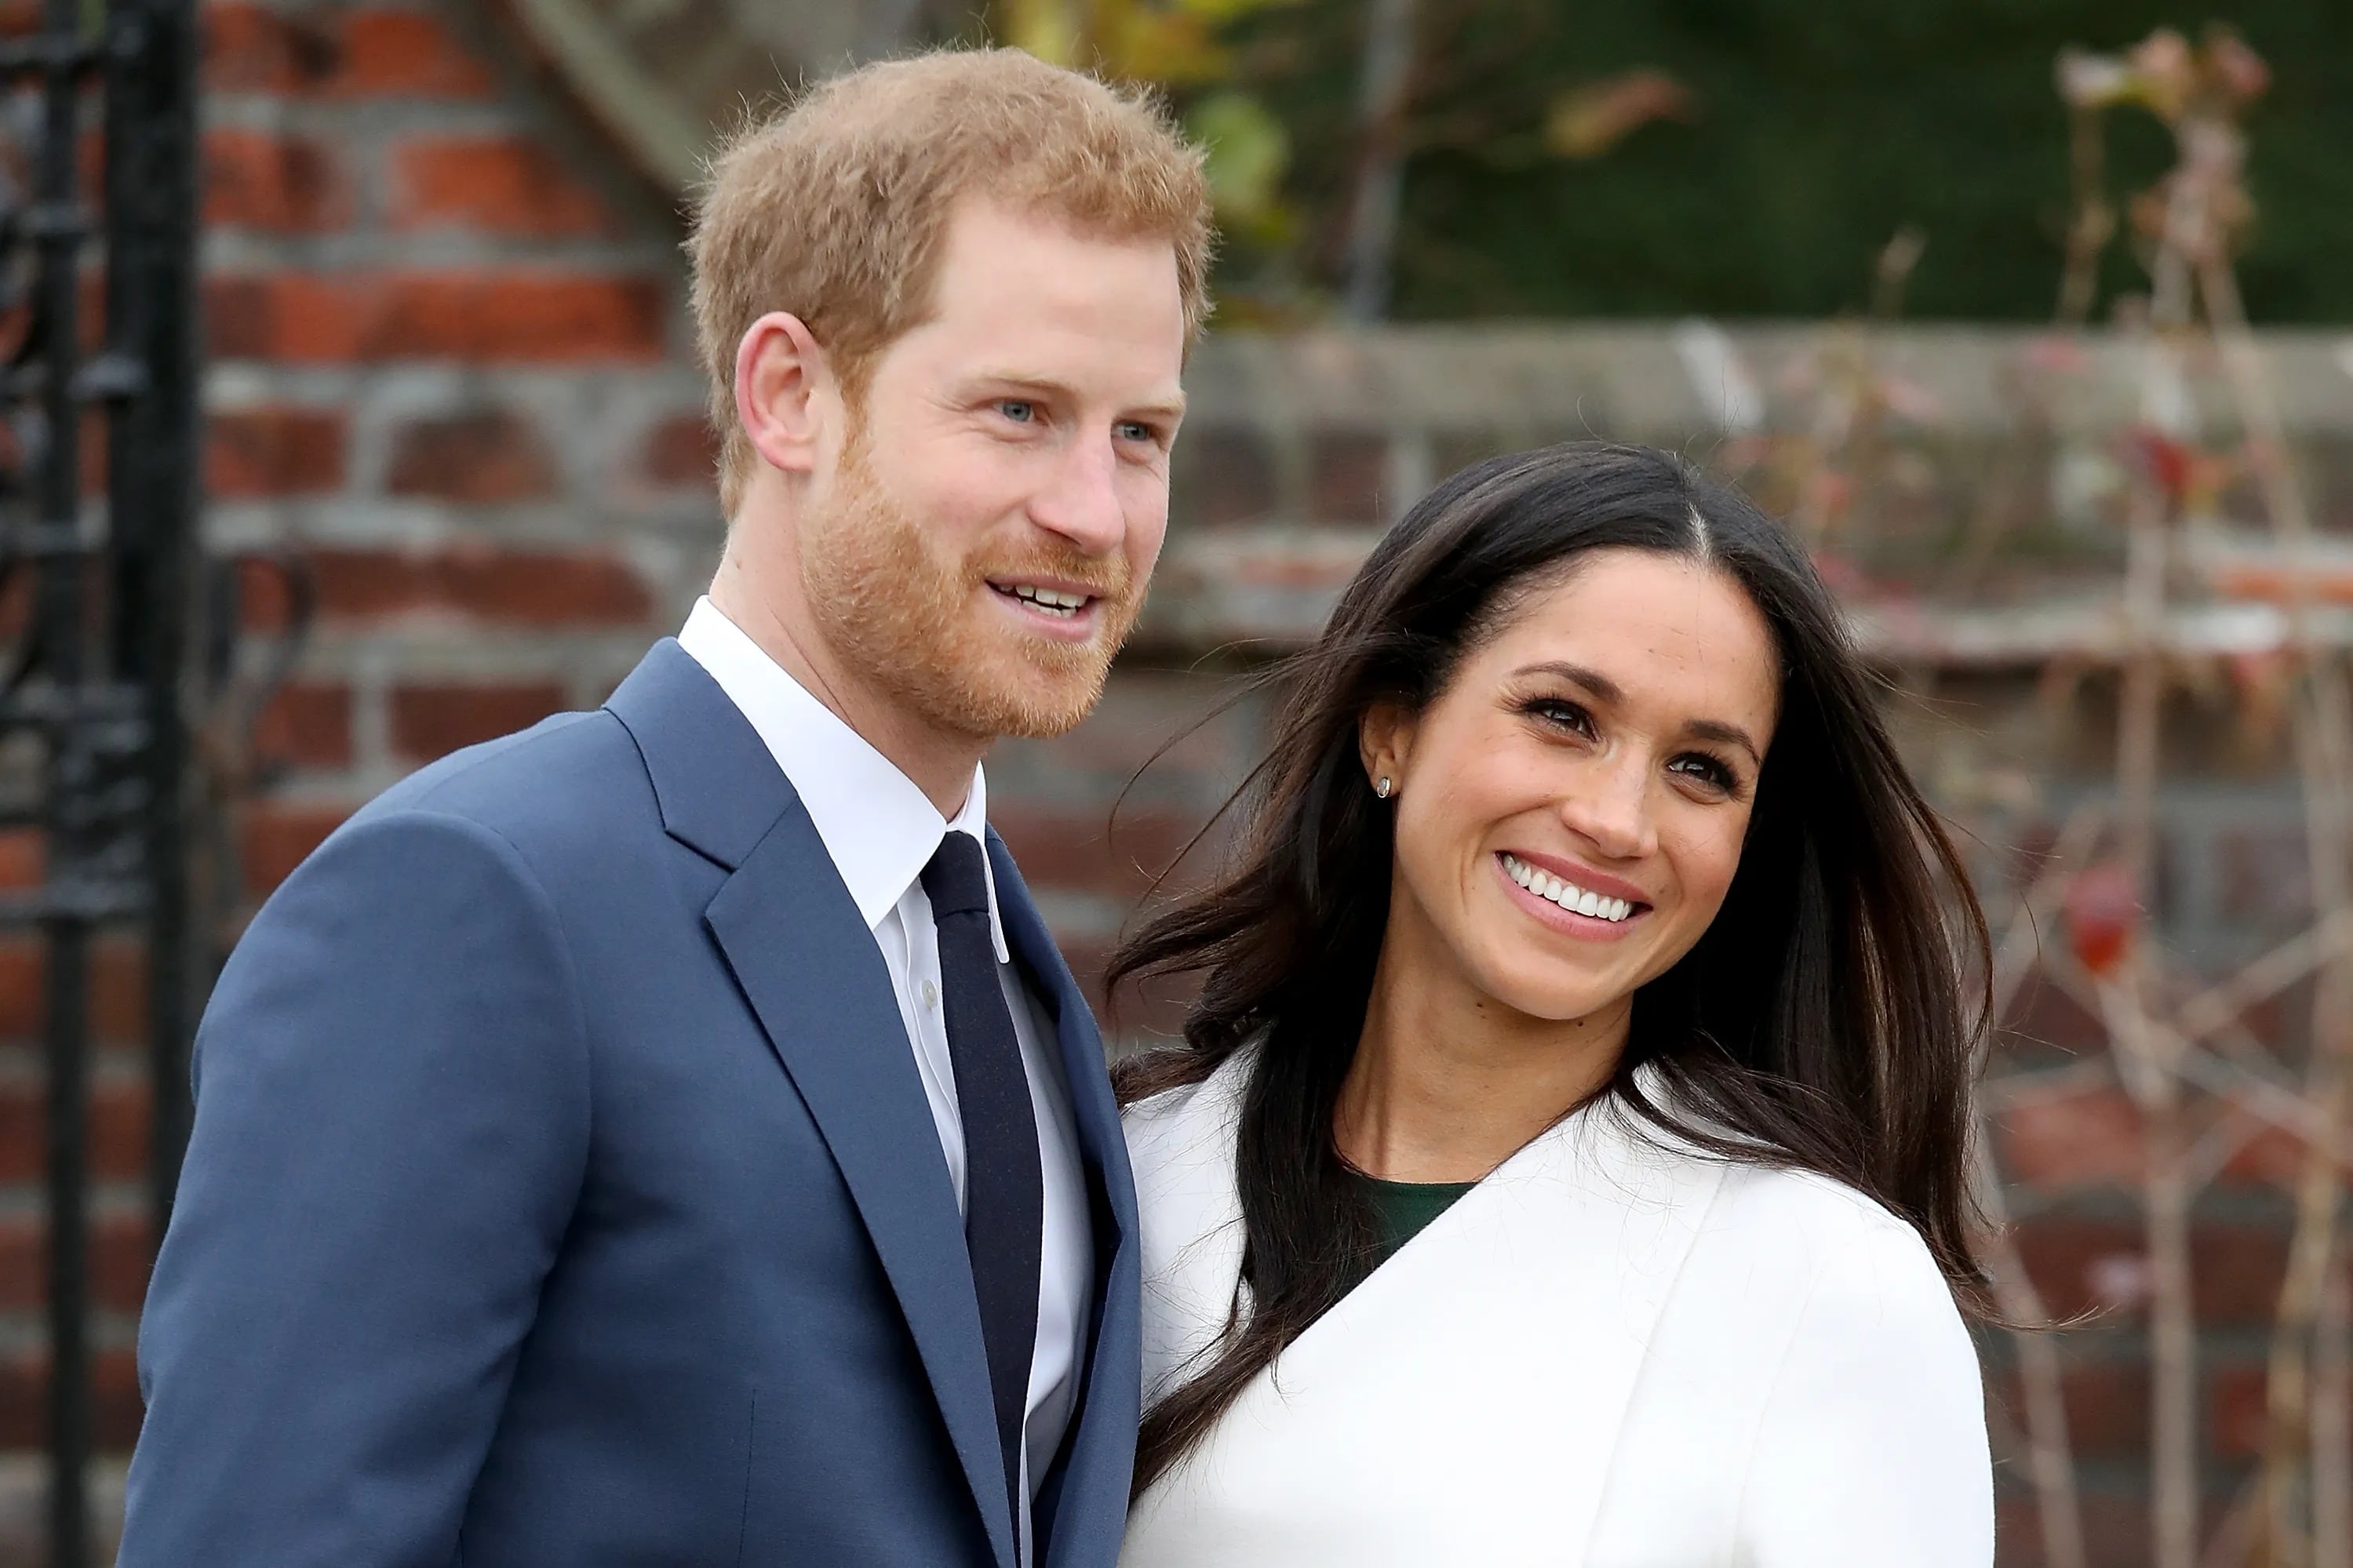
[1358,701,1416,795]
[734,311,832,477]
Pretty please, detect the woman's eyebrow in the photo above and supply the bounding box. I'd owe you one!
[1512,661,1761,762]
[1511,660,1623,704]
[1684,718,1762,764]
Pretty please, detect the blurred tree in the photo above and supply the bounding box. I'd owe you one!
[984,0,2353,322]
[998,0,1304,257]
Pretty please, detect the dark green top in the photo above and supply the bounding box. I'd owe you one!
[1353,1172,1479,1268]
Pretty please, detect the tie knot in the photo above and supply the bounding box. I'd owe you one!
[920,831,993,922]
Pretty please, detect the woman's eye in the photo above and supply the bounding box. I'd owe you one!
[1670,755,1736,791]
[1525,699,1594,736]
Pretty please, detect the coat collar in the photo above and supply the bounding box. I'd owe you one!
[605,638,790,871]
[1125,1046,1729,1560]
[676,599,1012,962]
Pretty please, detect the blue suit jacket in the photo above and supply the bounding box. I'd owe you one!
[122,641,1142,1567]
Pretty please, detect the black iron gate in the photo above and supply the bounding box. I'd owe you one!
[0,2,199,1562]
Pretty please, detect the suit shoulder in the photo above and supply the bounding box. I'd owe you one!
[369,708,636,822]
[349,708,663,858]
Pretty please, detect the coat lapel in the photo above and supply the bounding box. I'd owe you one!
[608,644,1016,1568]
[1125,1054,1726,1566]
[985,835,1141,1568]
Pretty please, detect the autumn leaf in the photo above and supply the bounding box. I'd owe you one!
[2064,863,2141,980]
[1188,90,1291,228]
[2127,427,2193,504]
[2204,27,2270,107]
[1543,70,1692,161]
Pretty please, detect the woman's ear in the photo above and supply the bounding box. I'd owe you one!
[1358,702,1415,798]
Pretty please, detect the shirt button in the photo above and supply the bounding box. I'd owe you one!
[922,979,939,1011]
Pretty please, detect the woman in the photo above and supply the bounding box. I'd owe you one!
[1112,442,1994,1566]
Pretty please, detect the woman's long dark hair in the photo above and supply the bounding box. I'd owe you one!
[1109,442,1993,1495]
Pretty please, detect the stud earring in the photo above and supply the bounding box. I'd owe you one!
[1375,777,1393,799]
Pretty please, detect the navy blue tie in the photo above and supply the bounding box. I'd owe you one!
[922,833,1042,1541]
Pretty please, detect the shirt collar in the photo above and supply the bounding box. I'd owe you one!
[676,597,1010,963]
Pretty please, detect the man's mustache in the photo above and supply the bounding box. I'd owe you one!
[970,548,1134,604]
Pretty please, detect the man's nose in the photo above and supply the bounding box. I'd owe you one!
[1029,431,1127,556]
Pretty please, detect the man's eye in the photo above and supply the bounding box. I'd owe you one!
[999,400,1036,424]
[1116,420,1157,444]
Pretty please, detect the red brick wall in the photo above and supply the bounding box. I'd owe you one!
[0,3,718,1539]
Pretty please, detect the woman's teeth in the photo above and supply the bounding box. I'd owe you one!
[1501,853,1636,922]
[1003,583,1088,618]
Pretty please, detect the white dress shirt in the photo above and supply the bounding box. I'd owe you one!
[679,598,1093,1560]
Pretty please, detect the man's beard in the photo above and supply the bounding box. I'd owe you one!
[800,435,1141,742]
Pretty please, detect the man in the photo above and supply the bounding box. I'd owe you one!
[121,49,1211,1568]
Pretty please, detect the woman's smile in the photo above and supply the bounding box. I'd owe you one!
[1495,851,1645,940]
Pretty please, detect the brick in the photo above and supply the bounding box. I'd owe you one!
[0,1075,151,1184]
[253,681,353,769]
[206,406,346,498]
[1995,1084,2143,1190]
[2009,1215,2292,1325]
[336,9,496,98]
[1994,1355,2148,1459]
[992,805,1199,900]
[206,273,667,364]
[2212,824,2322,926]
[0,937,148,1047]
[2204,1355,2353,1459]
[203,128,348,233]
[0,830,38,890]
[2009,1215,2145,1320]
[0,1348,144,1450]
[1309,431,1388,523]
[0,939,33,1037]
[240,802,351,893]
[204,5,493,100]
[78,406,107,497]
[0,1209,151,1312]
[641,413,719,489]
[2002,968,2107,1056]
[204,2,339,94]
[1170,427,1277,526]
[387,410,557,503]
[240,545,652,631]
[2187,1226,2289,1325]
[390,136,614,238]
[1992,1492,2154,1568]
[389,682,567,762]
[92,937,148,1046]
[2215,1111,2322,1188]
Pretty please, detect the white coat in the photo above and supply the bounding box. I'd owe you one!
[1118,1050,1994,1567]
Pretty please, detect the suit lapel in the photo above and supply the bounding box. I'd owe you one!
[609,644,1017,1568]
[985,835,1141,1567]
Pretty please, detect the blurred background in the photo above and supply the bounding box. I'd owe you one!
[1,1,2351,1563]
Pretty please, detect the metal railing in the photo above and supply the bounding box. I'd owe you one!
[0,2,199,1562]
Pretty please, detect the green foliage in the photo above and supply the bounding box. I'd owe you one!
[1195,0,2353,321]
[993,2,1307,256]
